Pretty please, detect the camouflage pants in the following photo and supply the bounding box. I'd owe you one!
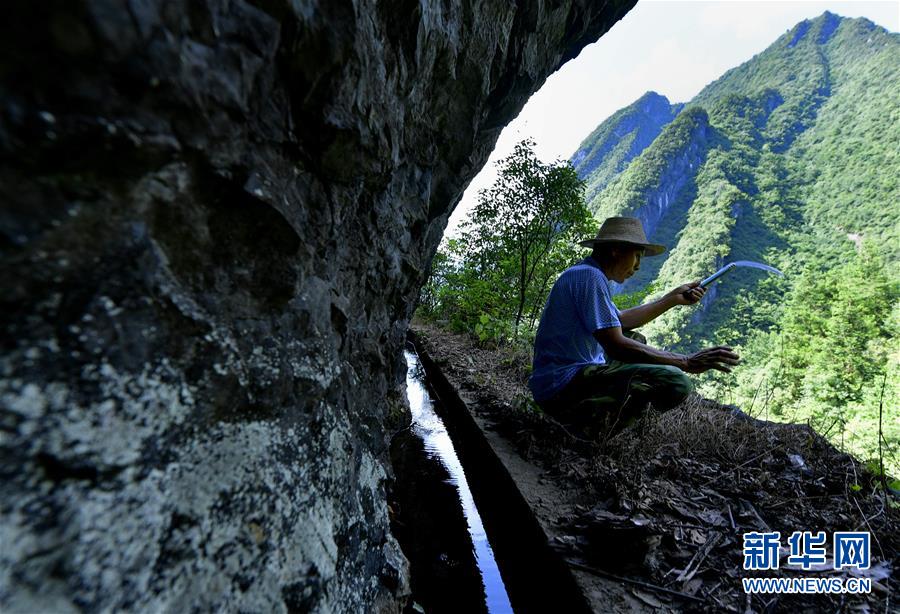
[540,331,693,434]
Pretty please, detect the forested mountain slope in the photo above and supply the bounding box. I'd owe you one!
[572,12,899,471]
[571,91,683,206]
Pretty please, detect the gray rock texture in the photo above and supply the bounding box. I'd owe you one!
[0,1,636,611]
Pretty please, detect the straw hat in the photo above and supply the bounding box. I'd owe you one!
[578,217,665,256]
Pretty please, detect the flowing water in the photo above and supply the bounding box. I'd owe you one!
[391,349,514,613]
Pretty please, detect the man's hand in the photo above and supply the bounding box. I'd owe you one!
[620,280,706,329]
[682,346,741,374]
[666,280,706,305]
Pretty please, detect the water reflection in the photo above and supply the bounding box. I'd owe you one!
[404,350,514,614]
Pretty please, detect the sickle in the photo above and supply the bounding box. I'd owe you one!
[700,260,784,288]
[682,260,784,300]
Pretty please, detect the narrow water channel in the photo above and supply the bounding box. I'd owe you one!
[390,349,514,613]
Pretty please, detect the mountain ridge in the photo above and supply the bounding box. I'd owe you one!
[572,11,898,308]
[571,90,684,208]
[568,11,899,469]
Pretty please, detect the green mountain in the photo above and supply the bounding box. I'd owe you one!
[572,12,899,470]
[571,91,683,206]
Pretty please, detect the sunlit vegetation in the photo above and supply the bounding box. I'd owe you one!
[576,13,899,474]
[418,139,596,345]
[420,13,899,476]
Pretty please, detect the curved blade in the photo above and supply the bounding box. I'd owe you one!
[700,260,783,288]
[730,260,784,277]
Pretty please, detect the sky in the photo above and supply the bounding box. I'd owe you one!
[444,0,899,237]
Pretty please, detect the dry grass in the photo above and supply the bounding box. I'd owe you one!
[606,396,816,465]
[411,321,900,612]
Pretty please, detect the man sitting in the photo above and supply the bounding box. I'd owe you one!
[529,217,740,433]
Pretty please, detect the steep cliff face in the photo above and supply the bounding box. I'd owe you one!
[593,108,710,227]
[571,91,683,207]
[0,1,637,611]
[590,108,711,294]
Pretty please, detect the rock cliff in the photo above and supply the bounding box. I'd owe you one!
[0,1,636,611]
[591,108,711,295]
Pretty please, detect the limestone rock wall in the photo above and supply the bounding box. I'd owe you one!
[0,1,635,611]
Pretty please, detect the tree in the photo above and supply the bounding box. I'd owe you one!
[719,243,899,472]
[460,139,596,337]
[421,138,596,341]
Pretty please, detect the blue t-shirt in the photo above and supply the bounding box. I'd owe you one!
[529,257,621,403]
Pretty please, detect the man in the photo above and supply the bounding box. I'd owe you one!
[529,217,740,431]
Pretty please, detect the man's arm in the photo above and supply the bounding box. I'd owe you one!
[594,326,740,373]
[618,281,705,329]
